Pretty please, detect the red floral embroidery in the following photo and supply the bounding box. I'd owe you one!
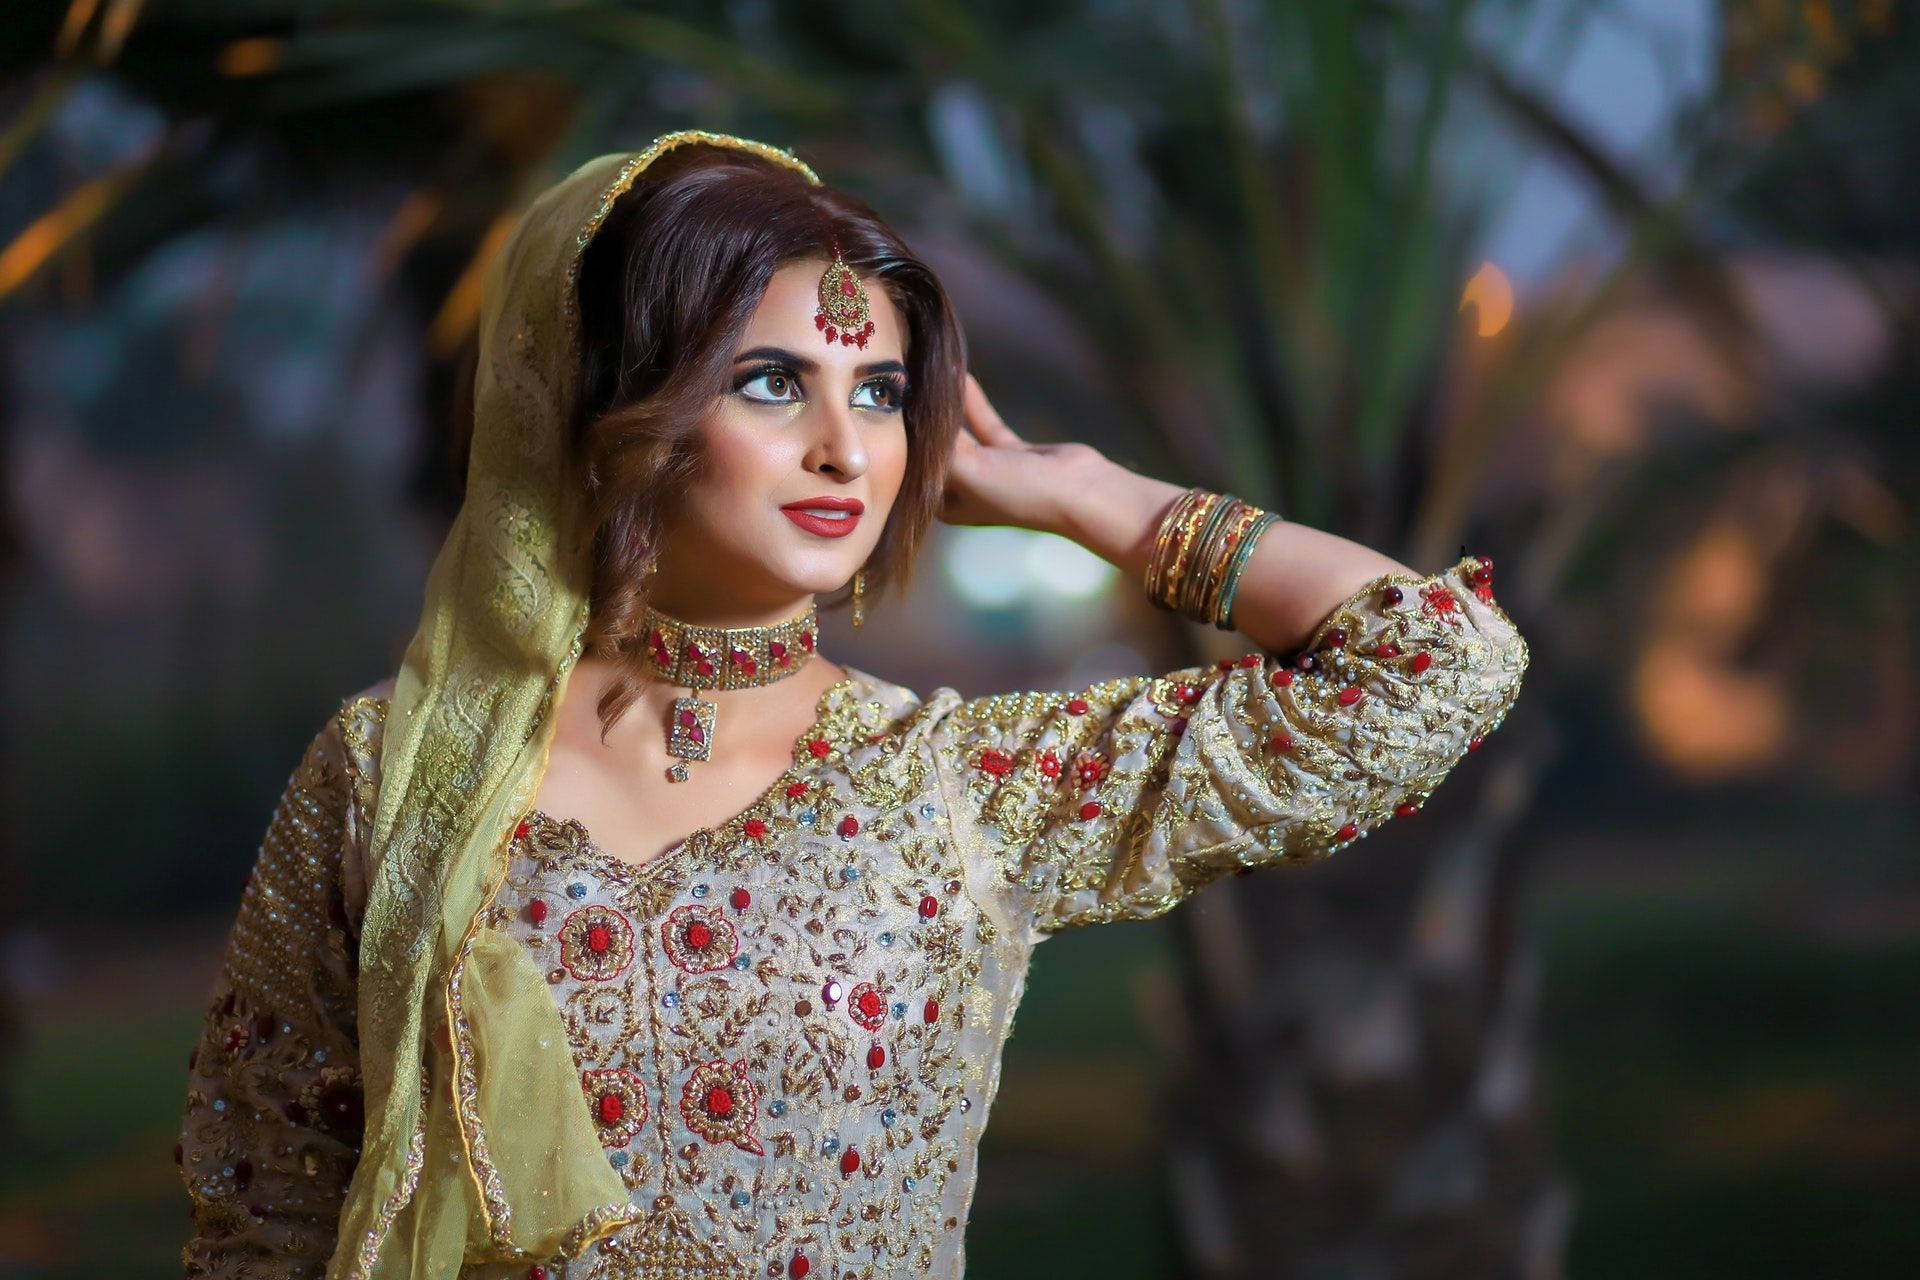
[680,1058,764,1155]
[1036,748,1063,780]
[1420,581,1463,624]
[977,747,1014,777]
[849,981,888,1031]
[558,904,634,982]
[1071,751,1109,790]
[743,817,769,840]
[661,903,738,974]
[581,1067,648,1148]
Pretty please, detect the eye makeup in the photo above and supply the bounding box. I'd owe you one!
[731,360,909,413]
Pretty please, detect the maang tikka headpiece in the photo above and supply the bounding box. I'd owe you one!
[813,236,874,348]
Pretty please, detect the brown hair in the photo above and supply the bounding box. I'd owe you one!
[570,142,966,737]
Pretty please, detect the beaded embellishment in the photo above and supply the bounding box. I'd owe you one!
[642,601,818,783]
[814,239,875,348]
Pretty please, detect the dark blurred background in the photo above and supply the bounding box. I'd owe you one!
[1,1,1915,1277]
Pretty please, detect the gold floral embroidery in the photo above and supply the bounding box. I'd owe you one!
[679,1058,765,1155]
[582,1067,649,1149]
[560,903,637,981]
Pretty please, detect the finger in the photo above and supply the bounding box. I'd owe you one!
[963,373,1025,447]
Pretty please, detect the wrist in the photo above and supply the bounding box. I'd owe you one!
[1051,451,1185,575]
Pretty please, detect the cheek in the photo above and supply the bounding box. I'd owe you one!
[692,411,794,502]
[876,423,912,501]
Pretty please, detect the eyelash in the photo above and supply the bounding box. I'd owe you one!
[733,362,909,414]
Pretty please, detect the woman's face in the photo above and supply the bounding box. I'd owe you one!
[648,257,911,621]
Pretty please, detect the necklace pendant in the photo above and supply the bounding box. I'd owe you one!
[666,695,715,784]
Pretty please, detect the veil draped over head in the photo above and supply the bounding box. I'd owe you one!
[327,131,824,1280]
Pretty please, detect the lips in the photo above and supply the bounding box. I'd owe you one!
[780,496,863,539]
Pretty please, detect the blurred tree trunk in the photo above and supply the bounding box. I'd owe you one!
[1150,707,1570,1279]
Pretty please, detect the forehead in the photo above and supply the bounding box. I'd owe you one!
[740,259,902,352]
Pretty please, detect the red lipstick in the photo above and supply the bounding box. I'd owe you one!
[780,495,864,539]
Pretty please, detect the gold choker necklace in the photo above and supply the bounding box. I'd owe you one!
[642,602,818,782]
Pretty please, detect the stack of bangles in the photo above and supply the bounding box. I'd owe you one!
[1143,488,1283,630]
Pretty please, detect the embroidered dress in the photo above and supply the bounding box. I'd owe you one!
[179,556,1528,1279]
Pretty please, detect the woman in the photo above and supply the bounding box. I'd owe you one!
[178,130,1528,1280]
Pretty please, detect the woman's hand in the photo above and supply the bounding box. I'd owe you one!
[939,372,1102,533]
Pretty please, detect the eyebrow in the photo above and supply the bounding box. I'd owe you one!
[733,345,906,377]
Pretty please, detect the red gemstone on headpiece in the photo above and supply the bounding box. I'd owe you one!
[840,275,858,297]
[823,326,836,342]
[679,709,698,726]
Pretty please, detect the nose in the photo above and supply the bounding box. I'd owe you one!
[803,397,869,482]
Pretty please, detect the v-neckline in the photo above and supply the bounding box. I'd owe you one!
[522,667,862,875]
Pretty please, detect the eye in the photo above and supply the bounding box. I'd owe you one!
[853,377,908,413]
[735,367,802,404]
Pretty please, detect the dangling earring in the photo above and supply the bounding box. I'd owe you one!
[850,567,867,629]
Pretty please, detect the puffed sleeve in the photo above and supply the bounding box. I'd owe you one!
[928,555,1529,939]
[177,694,385,1277]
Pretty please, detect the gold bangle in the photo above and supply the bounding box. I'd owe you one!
[1198,500,1265,625]
[1213,509,1280,628]
[1168,492,1225,615]
[1179,494,1240,620]
[1144,488,1207,608]
[1151,489,1220,613]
